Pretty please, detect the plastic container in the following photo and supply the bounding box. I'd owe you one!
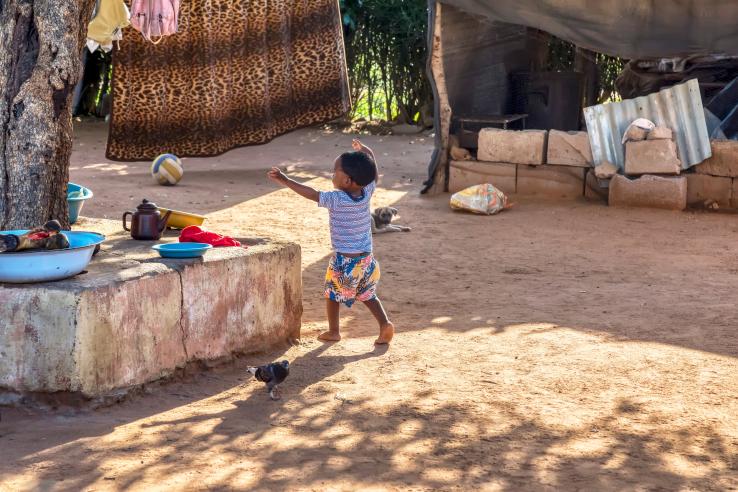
[67,183,93,225]
[157,208,206,229]
[152,242,212,258]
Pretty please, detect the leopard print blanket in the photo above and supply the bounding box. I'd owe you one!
[106,0,350,161]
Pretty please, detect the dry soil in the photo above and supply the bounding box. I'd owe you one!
[0,119,737,491]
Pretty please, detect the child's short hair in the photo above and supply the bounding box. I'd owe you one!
[339,151,377,186]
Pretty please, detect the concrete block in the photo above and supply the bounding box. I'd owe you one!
[449,160,516,195]
[625,139,681,175]
[594,161,618,179]
[623,118,655,143]
[546,130,593,167]
[517,164,585,199]
[623,125,649,143]
[0,241,302,399]
[686,174,732,208]
[695,140,738,177]
[609,175,687,210]
[585,170,609,202]
[477,128,546,165]
[647,126,674,140]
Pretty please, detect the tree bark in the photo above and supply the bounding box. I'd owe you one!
[0,0,95,230]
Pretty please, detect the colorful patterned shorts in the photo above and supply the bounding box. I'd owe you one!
[324,252,380,307]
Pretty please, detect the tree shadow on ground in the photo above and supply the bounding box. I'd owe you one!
[4,349,735,491]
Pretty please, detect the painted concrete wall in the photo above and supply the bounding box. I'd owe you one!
[0,242,302,399]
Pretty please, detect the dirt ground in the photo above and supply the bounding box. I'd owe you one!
[1,119,737,491]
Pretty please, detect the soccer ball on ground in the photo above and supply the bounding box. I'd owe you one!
[151,154,183,186]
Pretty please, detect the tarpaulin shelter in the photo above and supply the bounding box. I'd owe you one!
[423,0,738,192]
[106,0,350,161]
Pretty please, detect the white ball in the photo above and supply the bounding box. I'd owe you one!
[151,154,183,186]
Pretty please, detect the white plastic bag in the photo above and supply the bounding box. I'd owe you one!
[450,184,510,215]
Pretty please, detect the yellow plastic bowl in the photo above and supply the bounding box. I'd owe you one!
[158,208,206,229]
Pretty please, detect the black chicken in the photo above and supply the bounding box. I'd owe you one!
[247,360,290,400]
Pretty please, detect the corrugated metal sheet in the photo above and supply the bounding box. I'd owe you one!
[584,79,711,171]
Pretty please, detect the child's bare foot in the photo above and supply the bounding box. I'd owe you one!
[375,322,394,345]
[318,331,342,342]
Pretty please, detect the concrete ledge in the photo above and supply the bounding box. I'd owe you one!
[0,238,302,399]
[609,175,687,210]
[517,164,585,199]
[449,160,516,195]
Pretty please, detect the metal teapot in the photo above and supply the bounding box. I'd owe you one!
[122,199,172,240]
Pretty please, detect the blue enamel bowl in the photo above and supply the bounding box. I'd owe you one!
[152,242,212,258]
[0,230,105,283]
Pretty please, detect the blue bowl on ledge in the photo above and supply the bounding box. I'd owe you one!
[152,242,212,259]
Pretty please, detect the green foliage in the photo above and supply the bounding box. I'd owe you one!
[595,53,626,103]
[75,50,112,117]
[339,3,625,122]
[340,0,431,123]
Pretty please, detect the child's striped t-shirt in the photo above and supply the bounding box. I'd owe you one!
[318,181,375,254]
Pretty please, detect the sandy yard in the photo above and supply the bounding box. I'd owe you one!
[1,119,737,491]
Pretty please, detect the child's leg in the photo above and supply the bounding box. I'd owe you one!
[319,299,342,341]
[362,297,394,345]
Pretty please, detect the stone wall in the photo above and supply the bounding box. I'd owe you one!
[450,128,738,211]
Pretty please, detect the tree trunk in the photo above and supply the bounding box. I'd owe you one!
[0,0,95,230]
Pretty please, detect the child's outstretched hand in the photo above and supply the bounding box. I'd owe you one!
[268,167,288,185]
[352,138,363,152]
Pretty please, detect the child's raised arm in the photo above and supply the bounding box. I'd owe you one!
[352,139,379,184]
[352,139,376,163]
[267,167,319,202]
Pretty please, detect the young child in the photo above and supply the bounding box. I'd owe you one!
[267,139,395,345]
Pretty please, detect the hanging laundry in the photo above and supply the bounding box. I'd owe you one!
[129,0,181,44]
[86,0,130,53]
[107,0,351,161]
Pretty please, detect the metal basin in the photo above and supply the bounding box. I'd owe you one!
[0,231,105,283]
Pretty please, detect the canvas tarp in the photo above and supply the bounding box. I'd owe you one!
[422,1,738,192]
[439,0,738,59]
[107,0,350,161]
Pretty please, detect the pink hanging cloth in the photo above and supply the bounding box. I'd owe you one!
[129,0,181,44]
